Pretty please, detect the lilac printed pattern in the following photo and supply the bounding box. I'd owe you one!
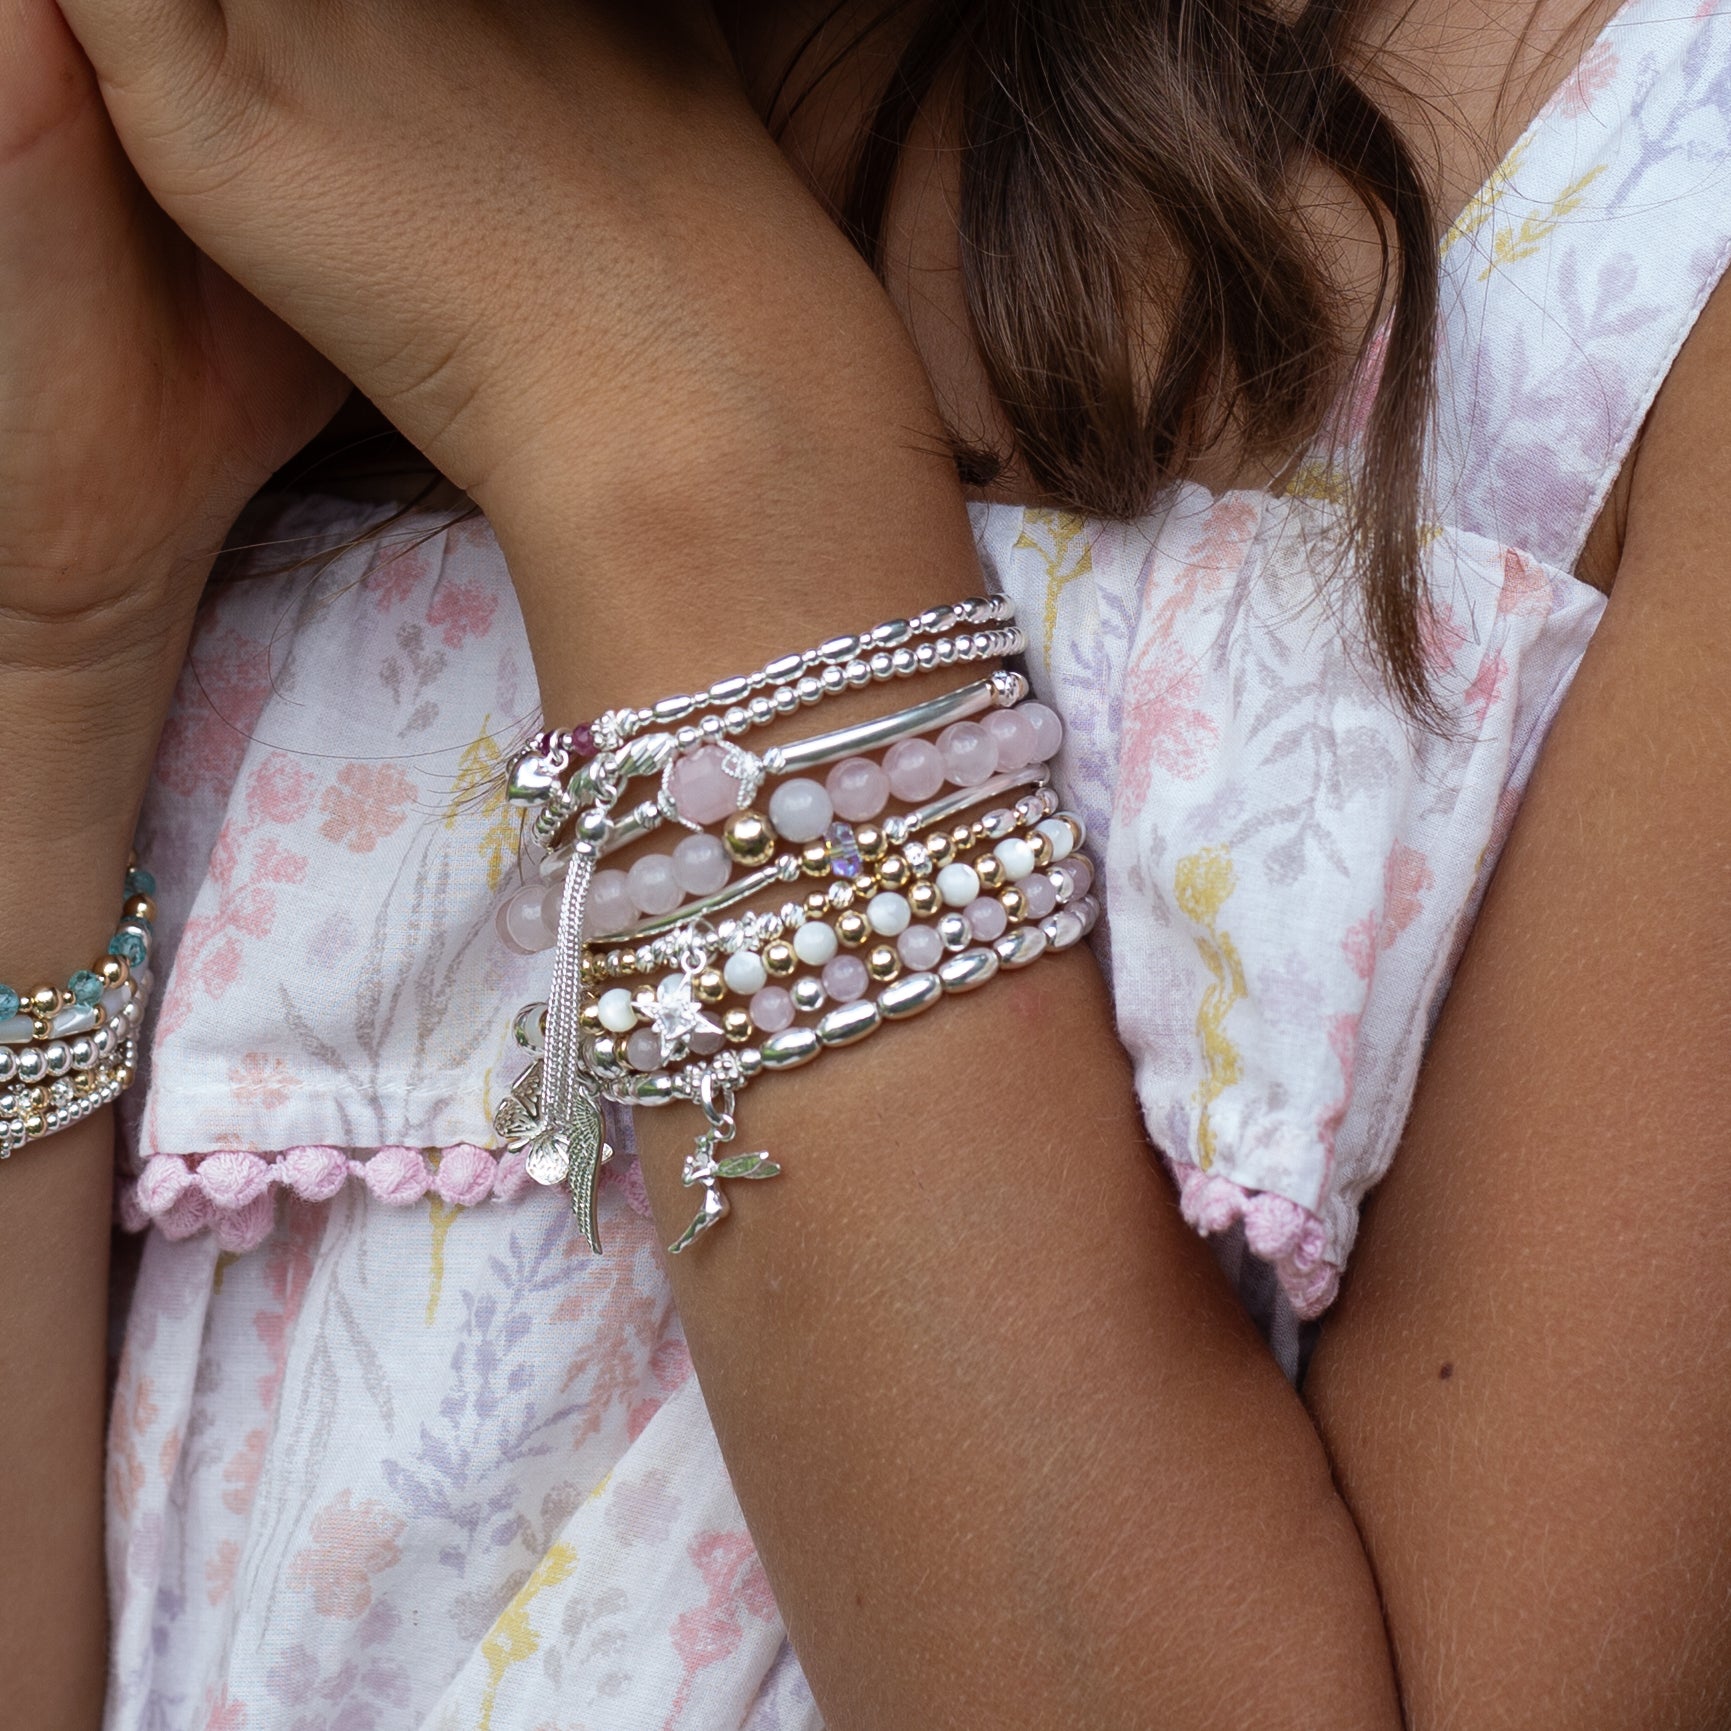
[107,3,1731,1725]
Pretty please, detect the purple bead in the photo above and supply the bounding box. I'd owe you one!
[672,832,730,896]
[667,746,740,826]
[1021,701,1064,761]
[750,985,795,1033]
[826,756,891,822]
[982,708,1037,772]
[964,896,1008,942]
[937,721,998,788]
[826,822,863,878]
[767,777,833,844]
[1054,855,1094,901]
[822,954,870,1003]
[884,737,946,803]
[1021,873,1059,919]
[584,868,636,937]
[570,722,596,759]
[688,1024,726,1056]
[626,1028,664,1072]
[627,853,682,917]
[896,925,945,970]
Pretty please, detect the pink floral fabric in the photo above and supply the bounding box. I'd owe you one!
[105,3,1731,1724]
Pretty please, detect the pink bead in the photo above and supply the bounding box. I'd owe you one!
[626,1029,663,1071]
[826,756,891,822]
[822,954,869,1002]
[626,853,682,917]
[667,746,741,826]
[937,721,998,788]
[672,832,730,896]
[585,869,636,937]
[1021,874,1059,918]
[896,925,944,970]
[965,897,1008,942]
[750,985,795,1033]
[981,708,1037,772]
[1020,701,1064,760]
[497,881,559,954]
[884,737,946,802]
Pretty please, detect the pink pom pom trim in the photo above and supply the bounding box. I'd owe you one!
[1167,1158,1341,1319]
[116,1141,618,1246]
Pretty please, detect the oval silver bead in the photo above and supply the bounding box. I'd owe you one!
[1043,908,1087,950]
[818,634,859,664]
[871,617,911,645]
[761,1027,823,1070]
[938,948,999,994]
[877,972,942,1019]
[709,674,751,705]
[764,653,804,682]
[817,1000,881,1047]
[995,925,1048,969]
[633,1074,676,1106]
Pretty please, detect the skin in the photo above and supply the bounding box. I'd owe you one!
[0,0,1723,1725]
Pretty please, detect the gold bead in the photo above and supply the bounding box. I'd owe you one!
[804,891,830,920]
[723,1008,752,1044]
[800,841,831,878]
[851,873,878,899]
[908,881,941,918]
[124,894,157,924]
[855,824,887,861]
[723,809,777,866]
[579,1002,604,1032]
[29,985,59,1017]
[97,956,129,990]
[762,941,797,977]
[117,1064,137,1089]
[925,832,955,867]
[951,824,973,853]
[1000,886,1029,922]
[1029,831,1054,868]
[695,968,726,1004]
[22,1111,45,1139]
[837,910,870,947]
[866,945,901,982]
[878,855,910,891]
[976,855,1006,890]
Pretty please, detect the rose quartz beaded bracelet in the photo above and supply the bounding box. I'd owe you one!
[492,598,1095,1256]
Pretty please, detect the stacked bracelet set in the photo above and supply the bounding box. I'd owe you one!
[491,599,1098,1256]
[0,866,155,1157]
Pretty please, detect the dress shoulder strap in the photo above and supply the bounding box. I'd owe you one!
[1430,0,1731,569]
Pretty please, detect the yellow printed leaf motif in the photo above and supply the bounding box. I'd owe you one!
[1478,163,1606,280]
[1013,508,1095,670]
[444,718,519,894]
[1441,141,1531,261]
[1174,846,1246,1172]
[476,1541,579,1731]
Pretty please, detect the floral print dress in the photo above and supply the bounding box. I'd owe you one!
[105,4,1731,1725]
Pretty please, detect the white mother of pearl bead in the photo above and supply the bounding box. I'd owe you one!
[597,988,639,1034]
[866,891,912,936]
[935,862,982,907]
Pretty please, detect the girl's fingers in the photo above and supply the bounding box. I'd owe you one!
[51,0,224,95]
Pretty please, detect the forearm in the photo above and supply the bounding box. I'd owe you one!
[477,128,1401,1728]
[0,604,193,1730]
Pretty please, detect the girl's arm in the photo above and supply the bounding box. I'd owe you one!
[53,5,1407,1724]
[0,4,341,1718]
[1305,275,1731,1728]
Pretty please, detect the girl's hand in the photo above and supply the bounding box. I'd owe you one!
[0,0,343,672]
[52,0,759,508]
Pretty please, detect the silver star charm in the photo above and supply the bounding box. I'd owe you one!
[646,972,720,1063]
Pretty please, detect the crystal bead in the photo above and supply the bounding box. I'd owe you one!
[109,931,147,967]
[826,821,864,879]
[0,986,16,1022]
[826,756,891,822]
[126,868,157,897]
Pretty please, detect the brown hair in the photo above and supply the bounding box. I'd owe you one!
[770,1,1439,713]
